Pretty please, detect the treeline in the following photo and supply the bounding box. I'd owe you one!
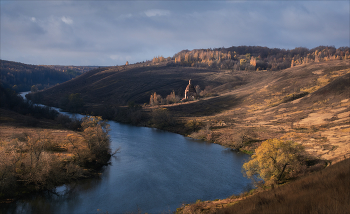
[0,84,59,121]
[168,46,350,71]
[149,91,181,106]
[58,93,86,113]
[0,60,81,92]
[41,65,102,73]
[0,84,82,130]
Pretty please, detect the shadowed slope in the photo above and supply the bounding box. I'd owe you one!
[32,64,247,107]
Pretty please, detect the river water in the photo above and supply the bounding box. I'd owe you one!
[3,92,252,213]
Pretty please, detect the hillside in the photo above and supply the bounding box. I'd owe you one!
[178,157,350,213]
[169,59,350,164]
[31,58,350,165]
[0,60,82,92]
[27,61,248,107]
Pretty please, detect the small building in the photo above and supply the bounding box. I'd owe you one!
[184,79,197,100]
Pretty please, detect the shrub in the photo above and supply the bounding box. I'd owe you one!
[185,119,203,133]
[55,114,82,130]
[151,108,177,129]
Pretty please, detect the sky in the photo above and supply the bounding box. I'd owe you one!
[1,0,349,66]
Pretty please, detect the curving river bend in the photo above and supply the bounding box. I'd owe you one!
[3,92,252,213]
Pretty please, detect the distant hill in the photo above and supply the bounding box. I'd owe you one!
[0,60,83,92]
[40,65,105,73]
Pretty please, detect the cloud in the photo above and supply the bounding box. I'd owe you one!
[0,1,348,66]
[144,9,170,17]
[110,54,131,62]
[61,16,73,25]
[118,13,133,20]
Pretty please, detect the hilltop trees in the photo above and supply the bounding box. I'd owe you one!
[172,46,350,71]
[243,139,305,185]
[152,56,167,64]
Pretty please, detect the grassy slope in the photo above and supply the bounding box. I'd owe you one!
[168,60,349,163]
[175,60,350,213]
[177,157,350,214]
[35,59,350,163]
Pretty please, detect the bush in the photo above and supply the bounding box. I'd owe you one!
[151,108,177,129]
[55,114,82,130]
[185,119,203,133]
[190,123,213,141]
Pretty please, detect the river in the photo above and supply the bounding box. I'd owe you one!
[3,92,252,213]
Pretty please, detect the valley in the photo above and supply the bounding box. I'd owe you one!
[1,46,349,213]
[31,58,350,164]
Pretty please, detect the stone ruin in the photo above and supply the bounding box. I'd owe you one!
[184,79,197,100]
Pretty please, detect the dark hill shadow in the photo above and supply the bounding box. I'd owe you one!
[304,73,350,104]
[33,65,246,107]
[167,94,246,116]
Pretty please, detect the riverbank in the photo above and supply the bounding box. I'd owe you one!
[176,157,350,213]
[0,108,112,201]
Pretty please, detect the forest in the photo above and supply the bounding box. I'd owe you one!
[0,60,82,92]
[152,45,350,71]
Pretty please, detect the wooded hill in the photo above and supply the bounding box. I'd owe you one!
[0,60,88,92]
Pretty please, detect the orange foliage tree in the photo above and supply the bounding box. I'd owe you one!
[243,139,305,185]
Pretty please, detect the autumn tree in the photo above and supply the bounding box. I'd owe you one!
[250,56,257,67]
[195,85,201,95]
[81,116,111,165]
[165,90,179,104]
[243,139,305,185]
[31,85,38,92]
[149,92,163,106]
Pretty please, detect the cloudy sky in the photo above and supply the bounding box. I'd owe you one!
[1,0,349,66]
